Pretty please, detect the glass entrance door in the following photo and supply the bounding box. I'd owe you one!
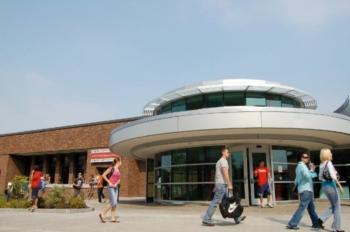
[248,145,272,206]
[229,147,249,206]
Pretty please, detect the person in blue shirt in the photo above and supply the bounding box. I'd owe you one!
[286,153,323,230]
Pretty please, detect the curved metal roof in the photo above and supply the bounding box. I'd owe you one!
[334,94,350,117]
[143,79,317,116]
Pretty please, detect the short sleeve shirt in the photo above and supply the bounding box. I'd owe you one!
[255,167,269,186]
[215,157,229,184]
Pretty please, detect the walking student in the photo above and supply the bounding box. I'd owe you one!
[29,165,42,212]
[99,157,122,223]
[72,172,84,197]
[286,153,323,230]
[318,148,345,232]
[202,146,246,226]
[97,172,106,203]
[254,160,273,208]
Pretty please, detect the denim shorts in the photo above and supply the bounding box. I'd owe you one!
[107,186,118,208]
[31,188,40,199]
[257,183,271,196]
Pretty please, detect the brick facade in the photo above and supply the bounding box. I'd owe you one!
[0,117,146,198]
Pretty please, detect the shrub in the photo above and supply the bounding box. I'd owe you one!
[11,176,29,199]
[68,196,87,209]
[0,194,31,208]
[43,186,67,208]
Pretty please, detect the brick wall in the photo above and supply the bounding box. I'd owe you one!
[0,118,146,198]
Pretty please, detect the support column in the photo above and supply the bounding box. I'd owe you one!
[68,155,75,184]
[54,155,61,183]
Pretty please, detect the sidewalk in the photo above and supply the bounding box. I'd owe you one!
[0,200,349,232]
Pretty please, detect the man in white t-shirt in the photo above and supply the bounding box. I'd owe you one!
[202,146,246,226]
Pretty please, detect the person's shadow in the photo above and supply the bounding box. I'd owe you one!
[266,217,331,231]
[212,219,239,226]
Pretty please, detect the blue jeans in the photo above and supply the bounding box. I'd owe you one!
[319,185,341,231]
[203,184,227,223]
[107,186,118,208]
[288,191,319,227]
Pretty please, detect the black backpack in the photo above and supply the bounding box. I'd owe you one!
[219,191,244,219]
[322,162,333,181]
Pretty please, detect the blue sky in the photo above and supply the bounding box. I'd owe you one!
[0,0,350,134]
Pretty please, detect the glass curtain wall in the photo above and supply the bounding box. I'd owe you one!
[272,146,307,201]
[154,146,221,201]
[155,91,302,115]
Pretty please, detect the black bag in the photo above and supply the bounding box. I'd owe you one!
[106,167,115,179]
[219,190,244,219]
[323,162,333,181]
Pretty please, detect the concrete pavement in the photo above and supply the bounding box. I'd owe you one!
[0,200,349,232]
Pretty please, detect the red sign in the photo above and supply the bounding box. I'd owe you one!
[90,148,120,163]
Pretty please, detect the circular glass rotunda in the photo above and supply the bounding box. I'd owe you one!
[109,79,350,205]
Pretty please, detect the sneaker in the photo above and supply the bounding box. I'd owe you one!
[202,221,215,226]
[286,225,300,230]
[267,204,274,208]
[234,215,246,224]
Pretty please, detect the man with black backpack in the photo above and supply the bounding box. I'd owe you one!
[73,172,84,197]
[202,146,246,226]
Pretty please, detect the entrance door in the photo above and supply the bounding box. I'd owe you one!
[248,145,272,206]
[229,146,249,206]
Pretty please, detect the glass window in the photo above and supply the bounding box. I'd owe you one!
[231,151,244,180]
[172,99,186,112]
[186,95,204,110]
[266,94,282,107]
[224,92,245,106]
[206,92,224,108]
[47,156,56,183]
[187,147,205,163]
[171,185,187,200]
[272,146,303,163]
[273,163,297,181]
[246,92,266,106]
[60,155,70,184]
[160,103,171,114]
[205,146,221,163]
[188,184,214,201]
[172,150,186,165]
[172,167,187,182]
[74,153,86,178]
[161,168,171,183]
[281,97,295,108]
[161,153,171,167]
[275,183,299,201]
[187,165,216,182]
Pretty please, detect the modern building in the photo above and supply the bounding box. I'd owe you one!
[109,79,350,205]
[0,117,146,198]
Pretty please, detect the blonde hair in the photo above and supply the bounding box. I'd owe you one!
[320,148,332,163]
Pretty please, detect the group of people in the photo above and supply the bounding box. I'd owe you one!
[13,147,345,231]
[201,146,345,232]
[286,148,344,231]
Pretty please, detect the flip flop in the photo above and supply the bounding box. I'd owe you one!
[110,219,120,223]
[99,213,106,223]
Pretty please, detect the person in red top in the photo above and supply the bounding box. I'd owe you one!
[254,160,273,208]
[29,165,42,212]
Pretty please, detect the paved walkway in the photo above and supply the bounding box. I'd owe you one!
[0,201,349,232]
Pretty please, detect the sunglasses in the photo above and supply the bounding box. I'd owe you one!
[302,156,310,159]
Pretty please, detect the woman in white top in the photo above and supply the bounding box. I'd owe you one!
[318,148,344,232]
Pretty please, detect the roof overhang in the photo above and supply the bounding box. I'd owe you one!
[110,107,350,159]
[143,79,317,116]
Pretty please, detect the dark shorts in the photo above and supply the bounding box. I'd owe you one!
[257,183,271,197]
[31,188,40,199]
